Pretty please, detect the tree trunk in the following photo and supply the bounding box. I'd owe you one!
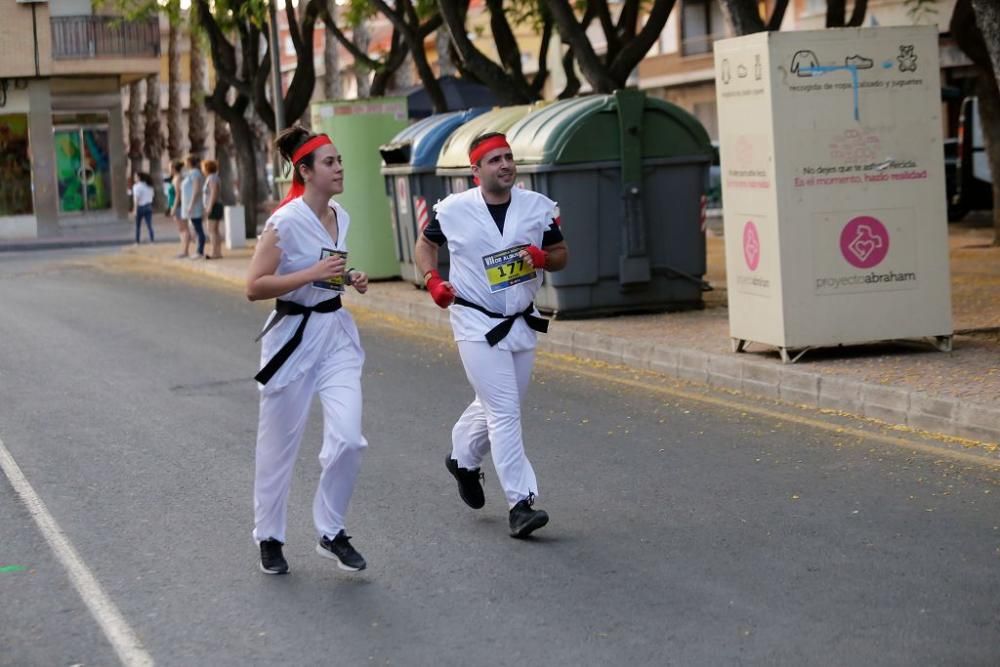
[436,28,456,76]
[971,0,1000,243]
[766,0,791,30]
[826,0,846,27]
[189,30,209,158]
[953,0,1000,244]
[975,73,1000,245]
[227,113,259,238]
[143,74,166,210]
[250,111,272,204]
[390,53,416,93]
[128,81,144,178]
[547,0,675,92]
[545,0,626,92]
[718,0,765,34]
[437,0,536,103]
[323,0,343,100]
[970,0,1000,96]
[371,30,409,96]
[353,22,372,98]
[214,115,236,206]
[559,45,581,99]
[168,19,185,160]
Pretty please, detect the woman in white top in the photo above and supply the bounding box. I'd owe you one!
[245,125,371,575]
[131,172,155,244]
[180,154,206,258]
[169,160,189,258]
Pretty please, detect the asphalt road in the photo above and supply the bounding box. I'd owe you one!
[2,248,999,666]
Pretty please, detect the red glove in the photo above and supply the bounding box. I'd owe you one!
[524,245,547,270]
[425,270,455,308]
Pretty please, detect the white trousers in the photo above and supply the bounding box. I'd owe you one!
[452,341,538,508]
[253,334,367,544]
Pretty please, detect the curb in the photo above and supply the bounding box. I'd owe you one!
[356,288,1000,447]
[0,237,136,253]
[136,249,1000,447]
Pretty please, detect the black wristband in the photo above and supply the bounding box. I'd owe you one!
[345,268,356,286]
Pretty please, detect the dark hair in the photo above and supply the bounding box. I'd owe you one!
[469,132,507,165]
[137,172,153,186]
[171,160,184,174]
[276,125,320,184]
[185,154,201,168]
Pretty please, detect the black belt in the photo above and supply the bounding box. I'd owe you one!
[453,297,548,346]
[254,296,342,385]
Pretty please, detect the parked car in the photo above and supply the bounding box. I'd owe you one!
[948,96,993,221]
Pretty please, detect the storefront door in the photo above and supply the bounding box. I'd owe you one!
[54,125,112,214]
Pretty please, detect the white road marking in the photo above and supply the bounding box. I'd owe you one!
[0,436,154,667]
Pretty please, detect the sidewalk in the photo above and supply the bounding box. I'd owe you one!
[0,215,181,252]
[28,212,999,446]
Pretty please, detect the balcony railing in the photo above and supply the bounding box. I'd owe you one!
[51,15,160,60]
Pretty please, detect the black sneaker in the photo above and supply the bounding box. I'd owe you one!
[508,493,549,539]
[316,530,367,571]
[259,538,289,575]
[445,455,485,509]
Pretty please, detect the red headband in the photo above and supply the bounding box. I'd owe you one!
[469,136,511,166]
[276,134,334,210]
[291,134,332,165]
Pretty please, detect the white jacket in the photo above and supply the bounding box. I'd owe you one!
[256,197,363,392]
[434,186,558,351]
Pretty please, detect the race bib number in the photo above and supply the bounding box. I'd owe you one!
[482,245,536,293]
[312,248,348,292]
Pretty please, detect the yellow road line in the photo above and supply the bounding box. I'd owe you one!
[354,308,1000,469]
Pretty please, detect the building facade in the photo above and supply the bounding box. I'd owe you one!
[638,0,972,141]
[0,0,159,239]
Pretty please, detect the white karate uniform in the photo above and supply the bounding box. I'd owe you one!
[252,197,367,545]
[434,186,557,507]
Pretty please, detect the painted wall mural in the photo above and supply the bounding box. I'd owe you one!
[0,115,33,216]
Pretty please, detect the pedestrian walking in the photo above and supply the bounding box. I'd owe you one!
[169,160,190,258]
[202,159,225,260]
[131,172,155,244]
[414,132,569,538]
[246,125,371,575]
[163,174,175,217]
[180,155,206,259]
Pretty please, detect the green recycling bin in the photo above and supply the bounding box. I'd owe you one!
[311,97,409,279]
[505,90,714,317]
[435,104,543,195]
[380,108,488,285]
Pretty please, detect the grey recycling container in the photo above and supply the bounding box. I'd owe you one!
[380,108,488,285]
[505,90,714,317]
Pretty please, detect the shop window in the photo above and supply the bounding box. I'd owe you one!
[681,0,726,56]
[0,115,33,216]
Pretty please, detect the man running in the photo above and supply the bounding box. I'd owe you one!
[414,132,569,538]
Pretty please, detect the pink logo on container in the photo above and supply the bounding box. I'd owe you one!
[840,216,889,268]
[743,221,760,271]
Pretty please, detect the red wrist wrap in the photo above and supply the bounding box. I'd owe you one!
[425,270,455,308]
[525,245,547,270]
